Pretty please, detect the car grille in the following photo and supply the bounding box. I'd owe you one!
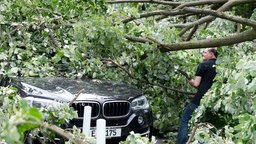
[71,102,100,118]
[103,101,131,117]
[71,101,130,118]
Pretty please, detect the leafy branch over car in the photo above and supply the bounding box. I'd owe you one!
[8,77,153,143]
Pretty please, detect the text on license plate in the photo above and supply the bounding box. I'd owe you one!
[90,128,121,138]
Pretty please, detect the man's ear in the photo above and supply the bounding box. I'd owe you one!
[210,52,214,58]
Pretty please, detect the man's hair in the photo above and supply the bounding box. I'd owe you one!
[208,48,218,58]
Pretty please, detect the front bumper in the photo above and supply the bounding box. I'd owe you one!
[67,109,153,140]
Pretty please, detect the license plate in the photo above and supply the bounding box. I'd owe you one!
[90,128,121,138]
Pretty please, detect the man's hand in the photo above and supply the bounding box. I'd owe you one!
[188,76,202,88]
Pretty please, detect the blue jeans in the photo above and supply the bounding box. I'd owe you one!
[176,102,198,144]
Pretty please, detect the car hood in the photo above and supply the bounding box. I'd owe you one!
[12,77,143,102]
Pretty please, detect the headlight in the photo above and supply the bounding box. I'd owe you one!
[131,96,149,110]
[25,97,61,109]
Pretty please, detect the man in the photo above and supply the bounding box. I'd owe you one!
[176,48,218,144]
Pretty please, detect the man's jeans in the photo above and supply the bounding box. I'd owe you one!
[176,102,198,144]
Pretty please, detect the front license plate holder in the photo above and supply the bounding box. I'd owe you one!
[90,127,122,138]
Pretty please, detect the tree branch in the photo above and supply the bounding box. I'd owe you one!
[179,0,256,36]
[103,58,196,95]
[115,0,256,36]
[177,69,192,80]
[16,121,84,143]
[186,24,198,41]
[175,0,227,9]
[125,35,153,44]
[122,9,187,24]
[126,29,256,52]
[110,0,229,23]
[115,0,229,23]
[183,7,256,29]
[107,0,181,6]
[68,89,85,106]
[187,122,217,144]
[107,0,229,7]
[161,29,256,52]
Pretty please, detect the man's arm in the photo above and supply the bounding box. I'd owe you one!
[188,76,201,88]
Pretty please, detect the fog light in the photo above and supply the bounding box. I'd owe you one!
[138,116,144,125]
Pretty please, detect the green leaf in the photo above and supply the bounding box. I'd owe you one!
[26,107,43,122]
[247,77,256,92]
[52,51,64,63]
[0,53,8,60]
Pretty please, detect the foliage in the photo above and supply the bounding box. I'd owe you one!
[0,86,95,143]
[0,0,199,137]
[0,0,256,143]
[120,131,156,144]
[0,0,107,78]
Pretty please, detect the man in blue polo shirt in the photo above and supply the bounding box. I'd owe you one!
[176,48,218,144]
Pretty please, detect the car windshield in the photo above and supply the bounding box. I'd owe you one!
[14,77,142,98]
